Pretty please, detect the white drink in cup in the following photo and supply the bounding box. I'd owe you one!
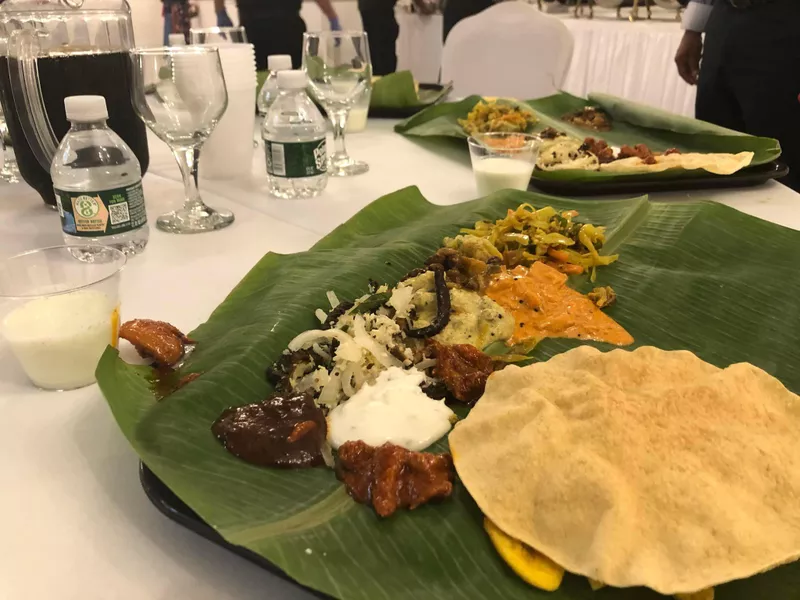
[468,133,539,196]
[0,246,125,390]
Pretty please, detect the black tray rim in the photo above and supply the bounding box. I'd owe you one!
[529,161,789,196]
[369,83,452,120]
[139,462,331,599]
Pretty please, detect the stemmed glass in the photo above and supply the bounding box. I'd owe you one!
[303,31,372,177]
[130,46,234,233]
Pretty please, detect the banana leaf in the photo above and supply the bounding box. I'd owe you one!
[98,186,800,600]
[371,70,450,109]
[394,92,782,183]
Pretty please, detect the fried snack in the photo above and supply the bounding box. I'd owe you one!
[580,137,615,164]
[562,106,612,131]
[450,346,800,595]
[336,441,454,517]
[119,319,193,366]
[430,341,495,404]
[618,143,657,165]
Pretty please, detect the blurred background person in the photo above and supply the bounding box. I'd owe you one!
[163,0,198,45]
[443,0,493,42]
[358,0,436,76]
[675,0,800,191]
[215,0,342,70]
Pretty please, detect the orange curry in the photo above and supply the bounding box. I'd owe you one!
[485,262,633,346]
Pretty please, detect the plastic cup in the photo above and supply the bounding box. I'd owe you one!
[0,245,126,390]
[467,132,540,196]
[197,44,257,179]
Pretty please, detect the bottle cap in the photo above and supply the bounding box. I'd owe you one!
[168,33,186,46]
[64,95,108,122]
[267,54,293,72]
[277,70,307,90]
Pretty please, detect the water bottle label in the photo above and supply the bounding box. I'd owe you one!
[54,182,147,237]
[265,139,327,178]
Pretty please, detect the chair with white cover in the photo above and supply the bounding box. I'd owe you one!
[441,2,574,100]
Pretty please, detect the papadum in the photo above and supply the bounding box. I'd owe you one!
[449,346,800,595]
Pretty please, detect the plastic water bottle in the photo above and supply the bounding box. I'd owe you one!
[262,70,328,199]
[257,54,293,117]
[52,95,149,255]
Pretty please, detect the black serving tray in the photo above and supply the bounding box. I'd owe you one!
[529,161,789,196]
[139,462,330,598]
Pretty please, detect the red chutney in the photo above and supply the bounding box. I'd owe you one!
[485,262,633,346]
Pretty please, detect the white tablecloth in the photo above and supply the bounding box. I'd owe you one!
[396,11,444,84]
[558,9,696,116]
[2,121,799,599]
[394,6,696,115]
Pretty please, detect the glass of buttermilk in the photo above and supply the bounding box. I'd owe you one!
[468,132,540,196]
[0,245,126,390]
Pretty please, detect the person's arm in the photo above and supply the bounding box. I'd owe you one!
[682,0,714,33]
[674,0,714,85]
[314,0,341,30]
[215,0,234,27]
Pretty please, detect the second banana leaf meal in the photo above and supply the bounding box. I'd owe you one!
[398,93,781,186]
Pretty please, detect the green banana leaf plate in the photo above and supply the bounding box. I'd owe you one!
[99,186,800,600]
[257,69,451,119]
[370,70,452,118]
[394,92,785,195]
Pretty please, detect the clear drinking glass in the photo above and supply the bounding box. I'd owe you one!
[0,245,126,390]
[468,133,539,196]
[189,26,248,45]
[130,46,234,233]
[0,103,19,183]
[303,31,372,176]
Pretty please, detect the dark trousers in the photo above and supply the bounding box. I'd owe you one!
[241,14,306,71]
[443,0,493,42]
[360,8,399,76]
[697,0,800,191]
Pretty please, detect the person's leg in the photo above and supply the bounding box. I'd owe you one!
[725,1,800,191]
[360,8,399,76]
[242,17,269,71]
[286,16,306,69]
[695,5,746,131]
[244,15,306,71]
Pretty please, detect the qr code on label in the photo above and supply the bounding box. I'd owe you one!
[109,202,130,225]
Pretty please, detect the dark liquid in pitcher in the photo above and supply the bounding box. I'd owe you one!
[0,51,149,207]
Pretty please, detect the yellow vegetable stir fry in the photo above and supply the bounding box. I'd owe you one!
[450,204,618,281]
[459,100,538,136]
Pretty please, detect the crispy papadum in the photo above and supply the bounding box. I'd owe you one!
[449,346,800,595]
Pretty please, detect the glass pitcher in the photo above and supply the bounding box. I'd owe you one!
[0,0,149,207]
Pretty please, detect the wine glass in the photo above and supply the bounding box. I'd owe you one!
[303,31,372,177]
[130,47,234,233]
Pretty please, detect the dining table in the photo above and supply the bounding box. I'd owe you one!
[2,119,799,600]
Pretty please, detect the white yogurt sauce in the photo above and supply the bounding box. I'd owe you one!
[473,157,535,196]
[327,367,455,451]
[2,289,118,390]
